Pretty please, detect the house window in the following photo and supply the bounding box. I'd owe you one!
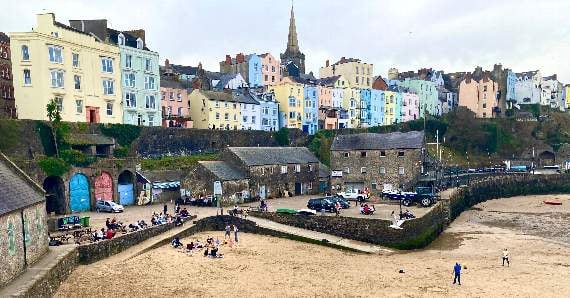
[281,165,288,174]
[101,57,113,73]
[48,46,63,63]
[54,97,63,112]
[294,164,301,172]
[289,111,295,119]
[252,116,256,124]
[50,70,64,88]
[74,75,81,90]
[344,167,350,174]
[215,112,220,120]
[344,152,350,158]
[215,101,219,108]
[398,151,405,157]
[224,113,229,120]
[361,151,367,157]
[106,103,113,116]
[379,167,386,175]
[21,45,29,61]
[361,167,367,174]
[118,33,125,45]
[23,69,31,85]
[243,116,248,122]
[144,76,155,90]
[75,99,83,113]
[72,53,79,67]
[399,167,405,175]
[167,106,172,116]
[371,182,378,190]
[289,97,296,107]
[482,103,487,109]
[125,93,136,108]
[307,182,313,190]
[125,72,135,87]
[177,107,183,116]
[169,92,174,100]
[483,85,488,92]
[136,38,143,50]
[125,55,132,68]
[308,164,313,172]
[145,58,152,72]
[177,93,182,102]
[148,115,154,126]
[380,151,386,157]
[145,95,156,109]
[103,79,114,95]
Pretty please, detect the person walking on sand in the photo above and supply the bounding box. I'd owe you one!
[502,248,510,266]
[224,224,231,239]
[232,224,239,243]
[453,262,462,285]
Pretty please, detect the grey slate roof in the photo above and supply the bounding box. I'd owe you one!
[331,131,425,151]
[65,134,114,146]
[228,147,319,166]
[214,73,243,90]
[0,153,45,216]
[199,161,247,181]
[201,90,259,105]
[319,163,330,178]
[317,76,341,87]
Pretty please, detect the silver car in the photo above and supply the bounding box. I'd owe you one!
[95,200,124,213]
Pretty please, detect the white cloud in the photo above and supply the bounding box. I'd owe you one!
[1,0,569,81]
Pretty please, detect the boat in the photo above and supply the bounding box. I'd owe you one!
[276,208,298,214]
[543,200,562,205]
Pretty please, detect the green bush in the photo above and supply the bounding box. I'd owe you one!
[141,153,219,171]
[113,146,130,158]
[38,157,70,177]
[60,149,96,167]
[99,124,142,147]
[273,128,290,146]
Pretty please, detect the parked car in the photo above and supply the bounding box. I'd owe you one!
[307,198,336,212]
[382,187,436,207]
[95,200,124,213]
[335,189,369,202]
[329,196,351,209]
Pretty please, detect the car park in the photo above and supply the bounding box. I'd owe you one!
[95,200,124,213]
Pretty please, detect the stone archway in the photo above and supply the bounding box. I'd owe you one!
[117,170,135,206]
[94,171,113,201]
[43,176,66,215]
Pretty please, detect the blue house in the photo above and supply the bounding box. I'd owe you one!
[247,54,263,88]
[303,85,319,135]
[360,89,372,127]
[370,89,385,127]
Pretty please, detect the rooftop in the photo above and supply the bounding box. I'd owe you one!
[199,161,247,181]
[228,147,319,166]
[0,153,45,216]
[331,131,425,151]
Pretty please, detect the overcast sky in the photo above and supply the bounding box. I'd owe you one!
[2,0,570,82]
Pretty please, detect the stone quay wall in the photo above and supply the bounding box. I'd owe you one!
[20,248,78,298]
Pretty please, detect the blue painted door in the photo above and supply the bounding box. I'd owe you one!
[118,184,135,206]
[69,174,90,212]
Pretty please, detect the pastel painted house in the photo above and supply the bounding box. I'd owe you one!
[259,53,281,85]
[239,91,261,130]
[458,73,499,118]
[397,78,438,117]
[359,88,372,127]
[401,91,419,122]
[303,85,318,135]
[369,89,385,127]
[267,77,304,129]
[160,78,192,128]
[514,71,542,106]
[254,91,279,131]
[220,53,263,88]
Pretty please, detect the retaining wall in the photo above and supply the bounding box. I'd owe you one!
[21,249,78,298]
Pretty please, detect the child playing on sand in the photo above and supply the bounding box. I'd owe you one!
[502,248,510,266]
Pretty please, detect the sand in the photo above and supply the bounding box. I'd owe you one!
[56,194,570,297]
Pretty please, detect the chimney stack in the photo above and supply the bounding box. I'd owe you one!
[236,53,245,64]
[225,55,231,65]
[326,60,329,67]
[165,59,170,68]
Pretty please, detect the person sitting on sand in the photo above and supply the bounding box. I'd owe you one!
[186,242,195,252]
[211,246,218,257]
[180,208,189,218]
[195,240,203,249]
[105,228,115,240]
[203,247,209,257]
[171,237,183,248]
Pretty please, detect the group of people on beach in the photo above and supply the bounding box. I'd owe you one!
[452,248,510,286]
[170,224,240,259]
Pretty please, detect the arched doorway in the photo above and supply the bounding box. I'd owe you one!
[118,170,135,206]
[43,176,65,215]
[94,171,113,201]
[69,173,90,212]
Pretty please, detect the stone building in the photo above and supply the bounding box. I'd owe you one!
[0,153,49,288]
[0,32,16,118]
[184,147,320,202]
[330,131,425,193]
[319,57,374,89]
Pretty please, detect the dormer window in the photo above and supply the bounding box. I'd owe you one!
[118,33,125,46]
[136,38,143,49]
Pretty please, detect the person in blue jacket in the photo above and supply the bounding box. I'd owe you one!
[453,262,462,285]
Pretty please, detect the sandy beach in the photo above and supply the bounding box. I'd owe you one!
[56,194,570,297]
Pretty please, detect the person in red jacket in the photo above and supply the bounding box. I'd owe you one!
[105,228,115,240]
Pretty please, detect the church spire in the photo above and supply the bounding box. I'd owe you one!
[286,0,299,54]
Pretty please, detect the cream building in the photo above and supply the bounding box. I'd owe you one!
[267,77,304,129]
[10,13,122,123]
[319,57,373,89]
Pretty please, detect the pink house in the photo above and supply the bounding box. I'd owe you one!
[401,92,419,122]
[459,73,498,118]
[160,78,193,128]
[317,84,338,129]
[260,53,281,85]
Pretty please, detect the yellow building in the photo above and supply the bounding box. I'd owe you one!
[10,13,122,123]
[384,90,397,125]
[342,87,361,128]
[566,84,570,109]
[188,90,242,130]
[267,77,303,129]
[319,57,373,89]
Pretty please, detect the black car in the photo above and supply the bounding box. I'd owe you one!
[329,196,351,209]
[307,198,336,212]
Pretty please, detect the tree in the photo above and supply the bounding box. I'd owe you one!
[274,128,290,146]
[46,99,62,157]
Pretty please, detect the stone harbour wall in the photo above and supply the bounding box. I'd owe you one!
[20,248,78,298]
